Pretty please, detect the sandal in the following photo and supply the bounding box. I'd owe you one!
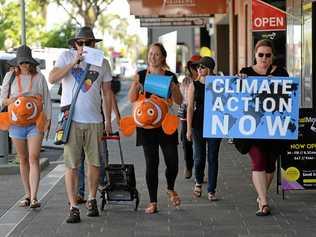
[208,192,218,201]
[167,190,181,208]
[145,202,157,214]
[19,197,31,207]
[30,199,41,209]
[256,204,271,216]
[193,184,202,197]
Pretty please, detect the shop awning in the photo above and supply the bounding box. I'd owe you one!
[128,0,227,18]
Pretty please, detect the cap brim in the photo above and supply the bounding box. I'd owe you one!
[68,38,102,46]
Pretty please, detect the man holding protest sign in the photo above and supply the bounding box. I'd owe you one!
[49,26,113,223]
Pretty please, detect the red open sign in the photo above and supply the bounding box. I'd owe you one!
[252,0,286,31]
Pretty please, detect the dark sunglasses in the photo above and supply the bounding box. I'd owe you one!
[197,64,207,69]
[257,53,272,58]
[76,40,94,47]
[20,62,31,65]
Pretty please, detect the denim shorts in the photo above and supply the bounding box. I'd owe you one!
[9,124,40,140]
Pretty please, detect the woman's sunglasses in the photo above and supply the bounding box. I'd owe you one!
[197,64,207,70]
[257,53,272,58]
[76,40,94,47]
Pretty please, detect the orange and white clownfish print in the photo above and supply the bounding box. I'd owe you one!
[120,93,179,136]
[0,95,46,132]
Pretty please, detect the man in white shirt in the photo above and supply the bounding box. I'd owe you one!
[49,26,113,223]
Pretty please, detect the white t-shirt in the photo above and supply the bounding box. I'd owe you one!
[55,49,112,123]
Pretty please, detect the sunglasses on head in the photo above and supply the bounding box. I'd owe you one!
[76,40,94,47]
[197,64,207,69]
[257,53,272,58]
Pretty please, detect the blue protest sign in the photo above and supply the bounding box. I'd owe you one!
[203,76,300,139]
[144,74,172,98]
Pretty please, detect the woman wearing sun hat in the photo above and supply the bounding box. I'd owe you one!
[0,45,52,209]
[186,56,222,201]
[178,55,201,179]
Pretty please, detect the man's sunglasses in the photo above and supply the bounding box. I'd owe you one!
[257,53,272,58]
[197,64,207,70]
[76,40,94,47]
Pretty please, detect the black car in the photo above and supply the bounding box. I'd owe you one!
[0,52,15,86]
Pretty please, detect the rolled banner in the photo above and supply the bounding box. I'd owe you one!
[144,74,172,99]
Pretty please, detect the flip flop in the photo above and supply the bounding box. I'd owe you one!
[256,204,271,216]
[19,197,30,207]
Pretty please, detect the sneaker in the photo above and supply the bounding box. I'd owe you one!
[86,199,99,217]
[76,195,87,204]
[66,207,81,223]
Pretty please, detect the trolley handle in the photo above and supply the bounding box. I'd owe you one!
[102,131,120,140]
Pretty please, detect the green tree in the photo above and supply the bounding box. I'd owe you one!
[41,23,76,48]
[0,0,45,49]
[54,0,114,27]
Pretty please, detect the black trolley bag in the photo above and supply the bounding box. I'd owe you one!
[100,132,139,211]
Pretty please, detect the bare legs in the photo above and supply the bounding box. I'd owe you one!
[65,168,78,207]
[65,164,99,208]
[13,134,43,201]
[252,170,274,214]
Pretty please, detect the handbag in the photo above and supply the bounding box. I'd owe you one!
[234,139,252,155]
[177,104,187,119]
[1,72,15,112]
[53,64,91,145]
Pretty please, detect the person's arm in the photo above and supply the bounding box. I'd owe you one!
[186,82,195,141]
[39,73,52,133]
[0,71,17,109]
[128,74,141,102]
[171,82,182,105]
[48,50,83,84]
[102,81,113,135]
[111,93,121,127]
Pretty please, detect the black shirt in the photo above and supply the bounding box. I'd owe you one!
[136,69,179,146]
[192,80,205,130]
[239,65,289,152]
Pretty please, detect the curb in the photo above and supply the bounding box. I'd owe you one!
[0,158,50,175]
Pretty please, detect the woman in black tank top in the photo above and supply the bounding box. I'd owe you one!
[239,39,289,216]
[186,56,222,201]
[128,43,182,214]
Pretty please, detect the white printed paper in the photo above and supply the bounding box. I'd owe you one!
[83,46,104,67]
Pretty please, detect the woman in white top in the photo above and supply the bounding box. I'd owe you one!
[0,45,52,209]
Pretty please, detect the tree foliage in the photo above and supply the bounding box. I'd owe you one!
[54,0,114,27]
[41,23,76,48]
[0,0,45,49]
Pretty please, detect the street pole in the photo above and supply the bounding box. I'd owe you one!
[20,0,26,45]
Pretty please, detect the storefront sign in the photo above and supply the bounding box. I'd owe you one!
[252,0,286,31]
[140,17,208,27]
[203,76,300,139]
[129,0,226,17]
[281,109,316,190]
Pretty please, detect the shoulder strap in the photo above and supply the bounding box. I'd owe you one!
[61,64,91,144]
[7,72,16,98]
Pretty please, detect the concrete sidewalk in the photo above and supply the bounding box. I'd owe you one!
[1,134,316,237]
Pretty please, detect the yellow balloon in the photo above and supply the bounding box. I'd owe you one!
[200,47,213,57]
